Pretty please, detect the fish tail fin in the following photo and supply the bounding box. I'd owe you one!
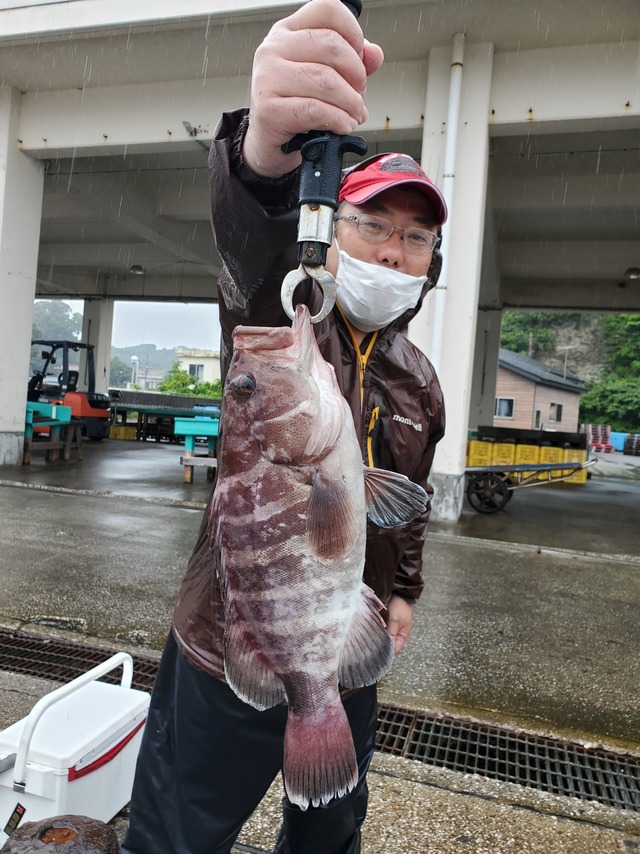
[283,702,358,811]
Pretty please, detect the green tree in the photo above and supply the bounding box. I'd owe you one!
[602,314,640,376]
[158,363,222,398]
[32,300,82,341]
[500,311,557,356]
[109,357,132,387]
[579,377,640,433]
[578,314,640,431]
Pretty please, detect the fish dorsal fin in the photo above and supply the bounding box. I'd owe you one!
[363,467,429,528]
[307,469,360,561]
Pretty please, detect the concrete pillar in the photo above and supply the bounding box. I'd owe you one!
[81,298,114,395]
[410,42,494,521]
[469,188,502,430]
[469,310,501,431]
[0,89,44,466]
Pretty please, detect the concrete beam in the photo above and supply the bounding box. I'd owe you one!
[48,171,215,266]
[14,40,638,158]
[17,62,428,157]
[0,0,298,40]
[493,175,640,211]
[500,278,640,312]
[35,269,218,302]
[490,42,640,132]
[37,242,219,275]
[498,240,640,280]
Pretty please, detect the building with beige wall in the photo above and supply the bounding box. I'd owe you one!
[176,348,221,385]
[493,349,585,433]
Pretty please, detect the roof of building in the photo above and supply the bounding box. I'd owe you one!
[498,349,587,394]
[176,349,220,358]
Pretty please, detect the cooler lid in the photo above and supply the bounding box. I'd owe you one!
[0,681,150,770]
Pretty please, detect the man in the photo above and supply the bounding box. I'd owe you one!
[122,1,445,852]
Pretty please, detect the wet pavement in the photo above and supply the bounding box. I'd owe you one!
[0,440,639,851]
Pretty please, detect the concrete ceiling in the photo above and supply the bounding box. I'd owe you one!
[1,0,639,311]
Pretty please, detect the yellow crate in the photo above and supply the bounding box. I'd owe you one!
[560,448,588,485]
[467,440,493,466]
[539,446,564,464]
[109,425,137,440]
[514,444,540,465]
[491,442,515,466]
[538,445,566,482]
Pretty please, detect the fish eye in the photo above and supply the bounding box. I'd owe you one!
[230,373,256,397]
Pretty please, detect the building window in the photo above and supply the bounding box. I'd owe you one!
[549,403,563,423]
[188,364,204,381]
[495,397,514,418]
[534,409,541,429]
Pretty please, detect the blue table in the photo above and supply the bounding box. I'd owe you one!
[173,416,219,483]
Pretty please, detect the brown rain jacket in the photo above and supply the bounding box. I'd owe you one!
[172,109,446,680]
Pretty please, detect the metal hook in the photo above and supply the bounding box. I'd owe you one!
[281,264,337,324]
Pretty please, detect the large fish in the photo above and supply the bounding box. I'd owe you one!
[211,304,428,810]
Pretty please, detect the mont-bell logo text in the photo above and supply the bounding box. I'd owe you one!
[393,414,422,432]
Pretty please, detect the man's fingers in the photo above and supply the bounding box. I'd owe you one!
[244,0,384,176]
[362,40,384,76]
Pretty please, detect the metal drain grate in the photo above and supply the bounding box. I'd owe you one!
[376,703,640,812]
[1,629,639,812]
[0,628,157,692]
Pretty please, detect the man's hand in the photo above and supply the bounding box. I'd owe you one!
[386,595,414,654]
[243,0,384,178]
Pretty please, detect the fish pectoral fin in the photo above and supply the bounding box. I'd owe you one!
[363,466,429,528]
[307,470,359,560]
[339,584,394,689]
[223,622,285,711]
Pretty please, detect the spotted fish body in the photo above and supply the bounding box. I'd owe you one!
[211,304,428,810]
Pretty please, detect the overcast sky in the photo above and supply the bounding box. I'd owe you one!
[67,300,222,351]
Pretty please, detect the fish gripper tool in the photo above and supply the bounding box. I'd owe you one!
[280,0,368,324]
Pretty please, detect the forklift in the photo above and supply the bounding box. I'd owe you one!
[28,340,111,440]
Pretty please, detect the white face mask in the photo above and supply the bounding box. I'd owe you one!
[334,247,428,334]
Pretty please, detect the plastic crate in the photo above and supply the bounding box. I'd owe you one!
[109,426,137,440]
[537,445,565,481]
[467,440,493,466]
[514,444,540,465]
[491,443,515,466]
[560,448,588,484]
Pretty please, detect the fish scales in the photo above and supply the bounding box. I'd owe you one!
[211,304,429,810]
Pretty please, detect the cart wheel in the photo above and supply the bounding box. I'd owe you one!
[467,472,510,514]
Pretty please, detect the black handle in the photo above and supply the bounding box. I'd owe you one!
[341,0,362,17]
[284,131,368,209]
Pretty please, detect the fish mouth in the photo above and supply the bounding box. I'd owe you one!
[233,305,312,362]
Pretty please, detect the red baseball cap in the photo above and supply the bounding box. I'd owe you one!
[339,152,447,225]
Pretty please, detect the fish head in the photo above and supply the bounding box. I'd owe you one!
[223,305,346,466]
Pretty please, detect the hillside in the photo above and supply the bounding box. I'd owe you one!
[536,313,609,384]
[500,311,610,384]
[110,344,178,376]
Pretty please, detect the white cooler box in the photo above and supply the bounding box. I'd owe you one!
[0,652,150,846]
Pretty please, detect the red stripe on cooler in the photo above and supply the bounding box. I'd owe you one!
[67,718,146,782]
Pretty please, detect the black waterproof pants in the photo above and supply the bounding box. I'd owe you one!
[121,633,377,854]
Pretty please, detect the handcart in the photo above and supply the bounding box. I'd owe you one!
[465,459,596,514]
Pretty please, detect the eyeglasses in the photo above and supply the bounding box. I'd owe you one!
[334,214,438,255]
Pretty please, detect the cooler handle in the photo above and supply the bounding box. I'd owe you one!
[13,652,134,793]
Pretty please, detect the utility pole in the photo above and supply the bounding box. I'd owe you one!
[557,345,577,379]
